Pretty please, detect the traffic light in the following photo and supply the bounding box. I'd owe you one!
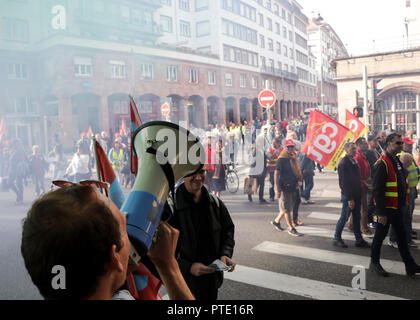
[373,78,382,100]
[353,107,363,118]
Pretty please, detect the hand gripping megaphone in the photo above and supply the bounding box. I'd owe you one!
[120,121,205,260]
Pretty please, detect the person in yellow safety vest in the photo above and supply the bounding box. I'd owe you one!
[388,137,420,248]
[108,138,125,181]
[370,132,420,277]
[266,137,282,201]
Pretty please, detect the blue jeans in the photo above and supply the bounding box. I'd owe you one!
[301,175,314,201]
[334,194,363,243]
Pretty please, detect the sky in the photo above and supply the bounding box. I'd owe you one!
[297,0,409,56]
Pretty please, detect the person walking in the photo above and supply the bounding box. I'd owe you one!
[271,139,303,237]
[108,138,125,183]
[266,137,282,201]
[29,145,48,196]
[7,139,27,205]
[299,152,315,205]
[167,169,236,300]
[388,137,419,248]
[212,139,227,198]
[48,144,67,180]
[333,142,370,248]
[370,132,420,277]
[65,146,90,182]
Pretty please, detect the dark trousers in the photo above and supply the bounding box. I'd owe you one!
[371,210,415,265]
[189,273,219,300]
[367,190,375,224]
[268,171,275,200]
[334,194,363,243]
[293,188,301,223]
[257,169,267,200]
[10,176,24,202]
[301,174,314,201]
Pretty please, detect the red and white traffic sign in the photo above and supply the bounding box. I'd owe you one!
[161,102,171,116]
[258,89,276,108]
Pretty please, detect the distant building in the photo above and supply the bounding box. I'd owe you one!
[333,47,420,135]
[0,0,318,151]
[307,14,349,117]
[405,0,420,48]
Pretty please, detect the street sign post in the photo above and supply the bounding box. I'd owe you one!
[161,102,171,121]
[258,89,276,125]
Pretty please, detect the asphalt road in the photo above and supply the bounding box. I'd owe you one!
[0,168,419,300]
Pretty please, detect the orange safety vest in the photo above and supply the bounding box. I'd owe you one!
[267,147,282,172]
[377,154,410,209]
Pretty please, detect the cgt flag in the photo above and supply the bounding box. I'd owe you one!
[129,95,142,176]
[301,110,354,170]
[345,109,368,141]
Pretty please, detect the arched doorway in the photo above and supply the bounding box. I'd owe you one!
[72,92,101,140]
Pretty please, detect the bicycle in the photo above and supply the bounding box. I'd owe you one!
[225,162,239,193]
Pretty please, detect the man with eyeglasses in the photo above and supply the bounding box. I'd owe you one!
[167,168,236,300]
[370,132,420,277]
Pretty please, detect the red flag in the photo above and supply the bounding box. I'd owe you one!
[301,110,354,170]
[127,263,163,300]
[129,96,142,176]
[94,141,125,209]
[344,109,368,141]
[120,119,127,136]
[88,126,94,137]
[0,116,5,141]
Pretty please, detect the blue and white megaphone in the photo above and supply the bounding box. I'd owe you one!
[121,121,205,260]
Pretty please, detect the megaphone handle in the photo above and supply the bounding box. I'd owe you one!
[146,147,175,210]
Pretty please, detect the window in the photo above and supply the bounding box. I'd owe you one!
[160,15,173,33]
[289,48,293,59]
[269,59,274,72]
[266,0,271,10]
[283,45,288,57]
[196,20,210,37]
[276,23,280,34]
[267,18,272,31]
[140,63,154,80]
[208,71,216,85]
[287,12,292,24]
[273,3,279,15]
[258,13,264,27]
[74,57,92,77]
[259,35,265,48]
[223,44,258,67]
[252,76,258,89]
[261,56,266,67]
[283,26,287,38]
[161,0,171,4]
[110,61,126,79]
[8,63,28,79]
[289,30,293,41]
[222,19,257,44]
[189,68,199,83]
[2,18,29,42]
[166,65,178,81]
[180,20,191,37]
[277,61,282,70]
[225,73,233,87]
[282,8,286,19]
[179,0,190,11]
[284,64,288,71]
[268,38,273,51]
[7,97,37,114]
[240,74,246,88]
[276,41,281,54]
[195,0,208,10]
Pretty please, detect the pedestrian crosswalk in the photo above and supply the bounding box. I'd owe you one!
[221,198,420,300]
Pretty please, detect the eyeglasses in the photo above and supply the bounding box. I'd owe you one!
[395,141,404,145]
[51,180,110,194]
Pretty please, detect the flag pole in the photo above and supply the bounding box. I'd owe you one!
[92,136,104,195]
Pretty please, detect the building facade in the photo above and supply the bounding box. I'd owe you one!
[307,15,349,117]
[1,0,318,151]
[333,47,420,135]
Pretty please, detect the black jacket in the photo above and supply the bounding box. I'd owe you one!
[167,184,235,289]
[338,155,362,201]
[373,152,407,216]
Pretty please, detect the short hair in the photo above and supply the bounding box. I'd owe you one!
[386,132,402,147]
[344,142,355,151]
[355,137,366,146]
[21,185,123,300]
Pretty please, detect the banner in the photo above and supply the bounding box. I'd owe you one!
[345,109,368,141]
[302,110,354,170]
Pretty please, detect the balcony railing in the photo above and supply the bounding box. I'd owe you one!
[260,67,299,81]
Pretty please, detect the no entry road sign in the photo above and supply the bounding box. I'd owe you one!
[161,102,170,116]
[258,89,276,108]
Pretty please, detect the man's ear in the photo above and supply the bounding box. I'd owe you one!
[110,244,124,272]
